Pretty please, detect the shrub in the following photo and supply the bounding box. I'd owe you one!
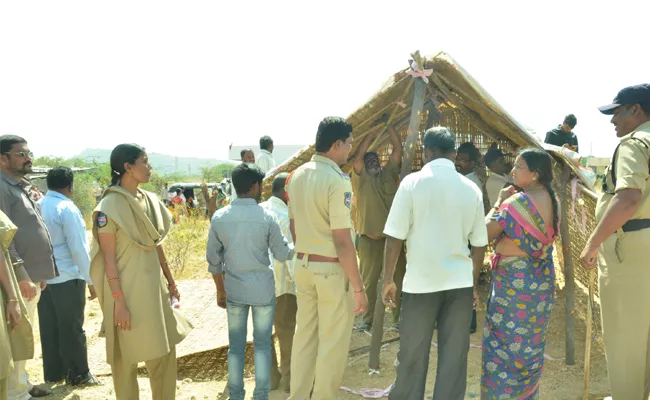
[164,209,209,279]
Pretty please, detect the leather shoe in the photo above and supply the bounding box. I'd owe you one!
[29,386,52,397]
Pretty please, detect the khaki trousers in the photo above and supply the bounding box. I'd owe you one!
[271,294,297,381]
[289,257,354,400]
[112,333,177,400]
[599,231,650,399]
[1,378,7,400]
[8,288,40,400]
[358,235,406,325]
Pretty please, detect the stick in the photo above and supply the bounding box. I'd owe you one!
[583,268,595,400]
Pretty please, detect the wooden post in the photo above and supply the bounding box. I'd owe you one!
[368,75,427,371]
[560,165,576,365]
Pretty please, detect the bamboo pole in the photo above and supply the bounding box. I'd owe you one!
[560,165,576,365]
[583,268,596,400]
[367,80,415,150]
[368,75,427,371]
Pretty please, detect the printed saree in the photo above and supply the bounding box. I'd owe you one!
[481,192,556,399]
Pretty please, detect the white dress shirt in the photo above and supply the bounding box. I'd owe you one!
[486,173,511,208]
[256,149,276,174]
[383,158,488,294]
[261,196,296,297]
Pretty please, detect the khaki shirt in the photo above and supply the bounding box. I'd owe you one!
[596,121,650,222]
[287,155,353,258]
[352,160,399,237]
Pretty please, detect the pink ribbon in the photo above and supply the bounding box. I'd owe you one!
[570,178,587,233]
[406,64,433,83]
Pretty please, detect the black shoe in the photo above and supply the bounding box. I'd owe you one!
[69,372,101,387]
[28,386,52,398]
[353,322,372,332]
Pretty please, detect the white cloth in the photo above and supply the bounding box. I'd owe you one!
[465,171,482,189]
[260,196,295,297]
[383,158,488,294]
[486,173,511,209]
[7,289,40,400]
[256,149,276,174]
[161,188,170,201]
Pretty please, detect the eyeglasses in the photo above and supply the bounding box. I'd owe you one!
[3,151,33,158]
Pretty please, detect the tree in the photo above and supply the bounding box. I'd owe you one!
[201,164,234,183]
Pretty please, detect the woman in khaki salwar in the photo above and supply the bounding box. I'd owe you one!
[0,210,33,400]
[90,144,192,400]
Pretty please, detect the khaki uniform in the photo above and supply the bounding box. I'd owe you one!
[596,121,650,399]
[90,187,192,400]
[287,155,355,400]
[0,211,33,400]
[352,160,406,325]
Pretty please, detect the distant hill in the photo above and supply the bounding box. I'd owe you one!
[77,149,236,176]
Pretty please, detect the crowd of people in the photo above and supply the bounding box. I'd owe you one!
[0,83,649,400]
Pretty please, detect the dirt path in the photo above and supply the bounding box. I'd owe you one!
[25,276,611,399]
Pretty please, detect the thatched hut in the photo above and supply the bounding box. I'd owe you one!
[262,50,599,375]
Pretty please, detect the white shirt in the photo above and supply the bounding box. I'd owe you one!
[465,171,482,189]
[486,173,511,209]
[256,149,276,174]
[383,158,489,294]
[260,196,295,297]
[161,187,170,201]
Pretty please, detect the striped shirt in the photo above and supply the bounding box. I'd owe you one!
[206,198,294,305]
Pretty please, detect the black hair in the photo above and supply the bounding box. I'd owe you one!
[175,188,181,195]
[564,114,577,128]
[46,166,74,190]
[640,102,650,116]
[231,163,265,196]
[457,142,480,162]
[240,148,254,159]
[518,148,559,236]
[423,127,455,153]
[259,136,274,151]
[315,117,353,153]
[271,172,289,195]
[0,135,27,155]
[109,144,146,186]
[363,152,379,163]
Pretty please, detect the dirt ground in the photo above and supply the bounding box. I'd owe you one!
[24,272,612,400]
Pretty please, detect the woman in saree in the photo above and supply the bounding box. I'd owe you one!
[0,210,33,400]
[90,144,191,400]
[481,148,559,399]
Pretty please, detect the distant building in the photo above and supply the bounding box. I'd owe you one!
[229,144,307,166]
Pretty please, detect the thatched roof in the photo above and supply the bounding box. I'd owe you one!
[262,50,591,197]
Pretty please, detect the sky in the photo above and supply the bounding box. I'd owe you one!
[1,0,648,161]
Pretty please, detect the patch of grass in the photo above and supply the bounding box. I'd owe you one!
[165,210,210,280]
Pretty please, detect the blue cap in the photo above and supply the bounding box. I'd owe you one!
[599,84,650,115]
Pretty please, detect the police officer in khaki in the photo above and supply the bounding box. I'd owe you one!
[287,116,368,399]
[351,126,406,331]
[581,84,650,400]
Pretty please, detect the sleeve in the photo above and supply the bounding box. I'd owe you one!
[469,192,489,247]
[96,212,118,234]
[206,222,225,275]
[328,178,353,230]
[491,193,526,239]
[383,180,412,240]
[62,206,93,285]
[614,139,649,193]
[544,130,552,144]
[268,214,295,262]
[573,134,579,152]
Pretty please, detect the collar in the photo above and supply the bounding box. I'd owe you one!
[620,120,650,141]
[267,196,288,210]
[425,158,456,169]
[45,190,71,201]
[0,170,22,186]
[231,197,258,205]
[312,154,344,173]
[261,149,272,156]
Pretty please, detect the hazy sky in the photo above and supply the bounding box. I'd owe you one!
[1,1,647,161]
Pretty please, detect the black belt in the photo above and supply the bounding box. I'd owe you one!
[622,219,650,233]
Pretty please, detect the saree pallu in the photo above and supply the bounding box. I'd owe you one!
[481,192,556,399]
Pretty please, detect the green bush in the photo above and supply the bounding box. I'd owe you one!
[72,174,99,223]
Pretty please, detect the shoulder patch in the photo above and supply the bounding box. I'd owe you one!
[344,192,352,208]
[97,212,107,228]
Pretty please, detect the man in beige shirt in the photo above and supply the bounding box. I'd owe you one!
[287,116,368,400]
[351,126,406,331]
[581,84,650,400]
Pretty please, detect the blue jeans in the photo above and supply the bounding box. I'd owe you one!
[226,299,276,400]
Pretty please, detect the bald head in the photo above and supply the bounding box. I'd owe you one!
[272,172,289,202]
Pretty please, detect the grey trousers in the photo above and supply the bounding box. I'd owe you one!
[389,287,473,400]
